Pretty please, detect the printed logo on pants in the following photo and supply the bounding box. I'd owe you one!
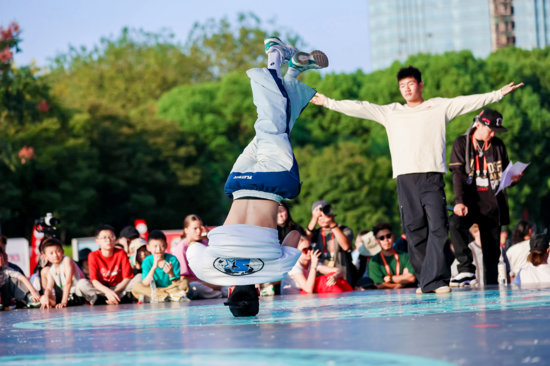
[213,258,264,276]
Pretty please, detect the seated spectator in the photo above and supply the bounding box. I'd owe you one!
[450,223,511,287]
[512,235,550,286]
[260,201,303,296]
[132,230,190,302]
[0,245,41,310]
[39,238,99,308]
[281,231,352,295]
[134,245,151,272]
[393,234,408,253]
[507,220,534,280]
[500,227,510,249]
[306,200,355,286]
[277,201,302,242]
[119,226,146,268]
[171,215,222,299]
[0,235,25,275]
[352,230,379,290]
[77,248,92,278]
[368,222,416,289]
[88,224,134,305]
[510,220,534,248]
[451,224,483,286]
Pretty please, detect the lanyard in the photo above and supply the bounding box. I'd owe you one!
[472,135,489,176]
[380,252,400,276]
[321,229,335,257]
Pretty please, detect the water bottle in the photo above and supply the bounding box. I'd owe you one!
[497,255,507,286]
[150,280,158,303]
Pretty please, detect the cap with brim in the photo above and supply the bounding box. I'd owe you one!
[224,285,259,317]
[312,200,329,213]
[474,109,507,132]
[530,235,549,252]
[358,231,381,257]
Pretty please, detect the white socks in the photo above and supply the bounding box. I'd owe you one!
[267,50,282,78]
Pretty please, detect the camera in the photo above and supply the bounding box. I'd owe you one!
[321,204,333,216]
[35,212,60,238]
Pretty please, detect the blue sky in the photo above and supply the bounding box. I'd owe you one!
[2,0,372,73]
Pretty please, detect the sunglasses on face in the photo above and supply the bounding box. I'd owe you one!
[377,234,392,241]
[301,248,311,254]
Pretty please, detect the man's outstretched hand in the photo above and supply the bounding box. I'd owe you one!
[501,81,524,96]
[310,93,327,106]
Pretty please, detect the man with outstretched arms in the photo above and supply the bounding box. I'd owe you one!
[311,66,522,293]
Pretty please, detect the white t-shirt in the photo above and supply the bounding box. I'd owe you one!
[281,261,309,295]
[324,90,503,178]
[507,240,530,277]
[513,263,550,286]
[187,224,300,286]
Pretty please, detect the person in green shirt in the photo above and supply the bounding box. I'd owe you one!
[368,222,416,289]
[131,230,189,302]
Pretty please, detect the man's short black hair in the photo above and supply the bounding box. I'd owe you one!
[147,229,167,244]
[397,65,422,83]
[224,285,259,317]
[95,224,116,237]
[373,222,393,237]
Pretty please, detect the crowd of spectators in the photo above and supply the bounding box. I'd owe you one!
[0,203,548,310]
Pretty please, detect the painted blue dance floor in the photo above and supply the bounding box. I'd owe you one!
[1,287,549,365]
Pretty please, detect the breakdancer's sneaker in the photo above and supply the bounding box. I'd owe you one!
[264,36,297,63]
[450,272,476,287]
[289,50,329,71]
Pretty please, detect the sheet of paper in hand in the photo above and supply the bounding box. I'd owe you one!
[495,161,529,195]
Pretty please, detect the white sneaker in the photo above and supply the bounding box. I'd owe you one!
[264,36,297,63]
[450,272,476,287]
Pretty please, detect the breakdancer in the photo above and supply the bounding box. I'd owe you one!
[187,36,328,316]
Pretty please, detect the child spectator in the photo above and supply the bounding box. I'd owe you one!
[77,248,92,278]
[171,215,222,299]
[39,238,99,308]
[88,224,134,305]
[135,245,151,272]
[512,235,550,286]
[119,226,146,268]
[0,245,41,309]
[281,231,352,295]
[132,230,189,302]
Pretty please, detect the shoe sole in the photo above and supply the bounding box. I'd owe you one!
[293,50,329,68]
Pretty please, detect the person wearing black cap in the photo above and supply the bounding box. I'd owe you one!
[187,36,329,317]
[512,234,550,286]
[449,109,523,286]
[312,66,523,294]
